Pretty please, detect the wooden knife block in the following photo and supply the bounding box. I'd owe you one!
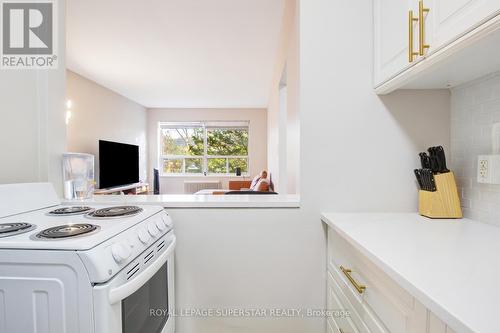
[418,172,462,219]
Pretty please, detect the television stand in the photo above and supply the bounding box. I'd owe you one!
[94,182,149,195]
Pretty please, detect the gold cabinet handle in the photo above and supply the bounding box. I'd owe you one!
[340,266,366,294]
[419,0,430,55]
[408,10,419,62]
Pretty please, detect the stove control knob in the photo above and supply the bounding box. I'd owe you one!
[148,223,159,237]
[156,219,167,231]
[111,243,131,263]
[138,228,150,244]
[162,215,173,227]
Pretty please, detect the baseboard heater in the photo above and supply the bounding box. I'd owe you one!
[183,180,221,194]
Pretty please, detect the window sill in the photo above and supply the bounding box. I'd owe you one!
[160,174,251,178]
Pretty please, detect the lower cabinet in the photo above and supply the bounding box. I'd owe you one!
[326,227,456,333]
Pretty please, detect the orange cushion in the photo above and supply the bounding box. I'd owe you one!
[228,180,252,190]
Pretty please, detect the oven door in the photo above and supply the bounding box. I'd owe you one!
[93,234,175,333]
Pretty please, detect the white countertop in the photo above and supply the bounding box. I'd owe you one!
[66,194,300,208]
[321,213,500,333]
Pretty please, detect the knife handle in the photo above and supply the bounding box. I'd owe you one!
[430,156,440,174]
[419,152,431,169]
[436,146,449,173]
[420,168,428,191]
[414,169,423,190]
[419,168,436,192]
[426,169,437,191]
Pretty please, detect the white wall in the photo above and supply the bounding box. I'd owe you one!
[299,0,451,213]
[268,0,300,195]
[286,19,300,195]
[0,0,67,195]
[147,108,267,193]
[66,70,148,187]
[451,72,500,225]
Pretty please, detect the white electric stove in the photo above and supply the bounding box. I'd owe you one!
[0,183,175,333]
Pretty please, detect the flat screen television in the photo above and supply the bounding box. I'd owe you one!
[99,140,139,189]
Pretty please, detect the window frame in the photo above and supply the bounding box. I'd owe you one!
[158,121,250,177]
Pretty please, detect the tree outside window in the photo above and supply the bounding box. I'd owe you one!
[159,122,249,175]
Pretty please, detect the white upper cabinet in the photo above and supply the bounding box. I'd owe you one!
[429,0,500,52]
[373,0,418,86]
[374,0,500,92]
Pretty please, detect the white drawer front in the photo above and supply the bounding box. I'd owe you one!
[327,272,361,333]
[328,228,427,333]
[327,316,337,333]
[328,270,385,333]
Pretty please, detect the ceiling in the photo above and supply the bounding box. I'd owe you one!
[66,0,285,108]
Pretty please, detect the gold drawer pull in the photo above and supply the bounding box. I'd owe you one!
[408,10,419,62]
[340,266,366,294]
[418,0,430,55]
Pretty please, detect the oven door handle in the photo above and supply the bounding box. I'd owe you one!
[108,236,176,305]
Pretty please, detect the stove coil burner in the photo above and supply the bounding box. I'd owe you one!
[47,206,94,216]
[86,206,143,219]
[36,224,98,239]
[0,223,35,238]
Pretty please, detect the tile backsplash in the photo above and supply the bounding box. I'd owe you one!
[451,72,500,225]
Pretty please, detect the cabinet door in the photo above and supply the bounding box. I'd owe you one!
[428,0,500,52]
[374,0,419,86]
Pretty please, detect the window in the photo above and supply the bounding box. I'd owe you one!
[159,121,249,176]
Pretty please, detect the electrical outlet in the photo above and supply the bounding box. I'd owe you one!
[477,155,500,184]
[479,159,488,180]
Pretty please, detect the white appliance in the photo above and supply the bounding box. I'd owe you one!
[0,183,175,333]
